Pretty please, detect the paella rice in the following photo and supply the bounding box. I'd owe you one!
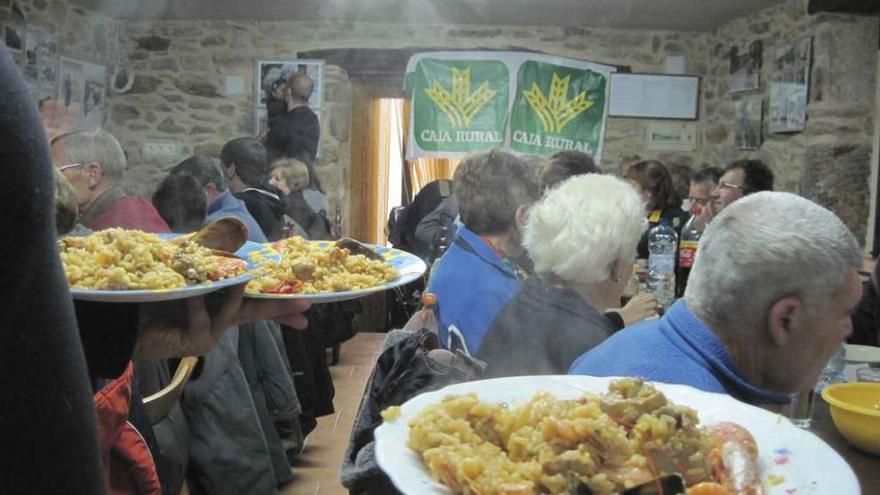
[59,228,247,290]
[400,378,743,495]
[246,236,398,294]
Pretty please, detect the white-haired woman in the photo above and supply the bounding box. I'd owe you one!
[477,174,647,377]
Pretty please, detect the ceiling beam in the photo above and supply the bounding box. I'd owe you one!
[298,47,629,91]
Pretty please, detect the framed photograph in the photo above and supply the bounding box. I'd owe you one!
[728,40,762,94]
[4,24,23,52]
[58,56,106,130]
[37,30,58,93]
[254,59,324,134]
[769,37,811,133]
[734,97,762,150]
[24,28,39,66]
[38,29,58,60]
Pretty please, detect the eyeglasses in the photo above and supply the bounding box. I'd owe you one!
[58,161,86,172]
[718,181,744,191]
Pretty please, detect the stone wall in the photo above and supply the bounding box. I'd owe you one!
[699,0,878,241]
[8,0,876,241]
[1,0,118,66]
[105,20,712,229]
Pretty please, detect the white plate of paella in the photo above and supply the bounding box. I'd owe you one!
[374,375,859,495]
[59,218,278,303]
[243,237,426,303]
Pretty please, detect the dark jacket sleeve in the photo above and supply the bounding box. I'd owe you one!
[286,108,320,163]
[265,115,289,161]
[0,47,106,493]
[76,301,140,379]
[850,279,879,346]
[266,108,320,164]
[603,311,626,331]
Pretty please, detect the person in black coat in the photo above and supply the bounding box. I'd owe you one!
[624,159,689,259]
[220,137,288,242]
[477,174,648,377]
[265,73,319,166]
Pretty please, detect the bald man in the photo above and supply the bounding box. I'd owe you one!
[265,72,320,165]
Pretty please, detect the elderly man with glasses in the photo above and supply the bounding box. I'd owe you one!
[51,129,170,233]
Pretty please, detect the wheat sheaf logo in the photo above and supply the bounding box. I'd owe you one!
[424,67,497,128]
[523,73,593,134]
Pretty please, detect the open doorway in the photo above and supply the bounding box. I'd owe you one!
[349,93,460,246]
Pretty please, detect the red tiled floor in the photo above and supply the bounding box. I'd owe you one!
[280,332,386,495]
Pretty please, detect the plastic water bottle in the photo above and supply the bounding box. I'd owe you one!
[647,219,677,311]
[815,344,846,392]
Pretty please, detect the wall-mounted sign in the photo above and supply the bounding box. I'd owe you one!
[609,73,700,120]
[405,51,615,161]
[646,122,698,152]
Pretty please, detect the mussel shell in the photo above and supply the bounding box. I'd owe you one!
[335,237,384,261]
[620,474,686,495]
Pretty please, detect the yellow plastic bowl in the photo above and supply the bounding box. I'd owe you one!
[821,382,880,455]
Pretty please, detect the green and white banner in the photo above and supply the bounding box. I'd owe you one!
[405,51,614,161]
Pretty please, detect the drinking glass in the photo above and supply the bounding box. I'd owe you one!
[786,389,815,428]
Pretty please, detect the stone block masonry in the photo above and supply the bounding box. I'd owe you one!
[4,0,876,241]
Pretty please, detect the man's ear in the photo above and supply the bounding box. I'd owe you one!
[514,205,528,231]
[768,296,803,347]
[225,162,236,180]
[609,257,632,283]
[84,162,103,188]
[203,183,220,201]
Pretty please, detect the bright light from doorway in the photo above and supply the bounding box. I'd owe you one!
[386,98,405,238]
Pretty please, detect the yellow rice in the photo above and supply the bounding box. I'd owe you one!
[246,236,398,294]
[402,379,712,495]
[59,228,245,290]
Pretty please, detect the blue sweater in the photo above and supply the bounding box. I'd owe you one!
[427,226,520,354]
[207,190,269,243]
[569,300,789,405]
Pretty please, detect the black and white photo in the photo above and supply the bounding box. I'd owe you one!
[734,97,762,150]
[729,40,762,94]
[25,28,39,66]
[58,56,106,130]
[254,59,324,135]
[769,37,811,133]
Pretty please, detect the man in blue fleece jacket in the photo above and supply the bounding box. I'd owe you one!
[570,192,864,405]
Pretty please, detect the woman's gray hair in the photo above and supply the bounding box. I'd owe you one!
[51,128,127,179]
[685,191,862,333]
[524,174,646,286]
[453,149,540,235]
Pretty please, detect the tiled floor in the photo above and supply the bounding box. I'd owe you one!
[280,332,386,495]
